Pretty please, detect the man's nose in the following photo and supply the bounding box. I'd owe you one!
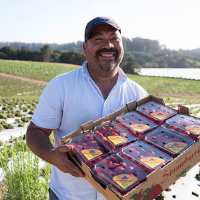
[102,39,114,49]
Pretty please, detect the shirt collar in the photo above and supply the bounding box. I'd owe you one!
[82,61,127,83]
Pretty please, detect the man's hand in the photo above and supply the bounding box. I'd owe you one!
[26,122,84,178]
[50,144,84,177]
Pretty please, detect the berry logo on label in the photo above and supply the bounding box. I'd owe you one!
[164,142,187,153]
[185,125,200,135]
[130,124,150,132]
[151,112,170,119]
[140,157,165,168]
[82,149,103,160]
[113,174,138,189]
[107,136,128,145]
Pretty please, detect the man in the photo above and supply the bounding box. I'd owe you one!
[26,16,148,200]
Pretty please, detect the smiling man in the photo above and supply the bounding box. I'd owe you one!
[26,16,148,200]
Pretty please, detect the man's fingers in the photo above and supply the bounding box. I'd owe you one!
[57,145,73,153]
[66,167,84,178]
[65,159,85,177]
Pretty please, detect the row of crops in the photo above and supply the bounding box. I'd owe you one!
[0,60,79,82]
[0,98,37,131]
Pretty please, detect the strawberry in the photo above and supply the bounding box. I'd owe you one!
[147,184,163,200]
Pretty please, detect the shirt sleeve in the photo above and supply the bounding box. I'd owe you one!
[31,77,63,129]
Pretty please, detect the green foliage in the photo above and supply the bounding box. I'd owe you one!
[121,56,141,74]
[126,74,200,94]
[59,51,86,65]
[0,138,51,199]
[40,45,52,62]
[0,60,78,82]
[122,37,161,52]
[0,52,8,59]
[195,171,200,181]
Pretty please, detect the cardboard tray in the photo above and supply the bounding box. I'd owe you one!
[61,95,200,200]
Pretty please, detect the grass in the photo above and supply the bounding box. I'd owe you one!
[0,60,79,82]
[0,75,45,98]
[127,74,200,95]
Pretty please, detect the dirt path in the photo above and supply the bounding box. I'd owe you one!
[0,72,49,85]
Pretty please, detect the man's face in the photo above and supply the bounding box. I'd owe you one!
[83,24,124,75]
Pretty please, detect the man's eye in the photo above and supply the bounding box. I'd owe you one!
[95,38,102,41]
[111,37,118,41]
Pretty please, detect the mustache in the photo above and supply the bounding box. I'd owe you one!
[95,48,118,57]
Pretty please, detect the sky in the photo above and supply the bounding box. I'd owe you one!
[0,0,199,50]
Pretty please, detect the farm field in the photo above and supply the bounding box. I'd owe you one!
[0,60,200,199]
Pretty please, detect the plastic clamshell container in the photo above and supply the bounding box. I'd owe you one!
[69,132,111,167]
[116,111,157,139]
[137,101,177,125]
[93,121,137,152]
[164,114,200,140]
[144,126,196,158]
[118,141,173,173]
[92,154,147,195]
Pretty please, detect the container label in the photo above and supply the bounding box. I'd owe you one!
[82,149,103,160]
[140,157,165,168]
[130,124,150,132]
[107,136,128,145]
[185,125,200,135]
[164,142,187,153]
[151,112,170,119]
[113,174,138,189]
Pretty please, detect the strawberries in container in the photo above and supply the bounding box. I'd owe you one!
[116,111,157,139]
[118,141,173,173]
[164,114,200,140]
[92,154,146,195]
[145,126,196,158]
[137,101,177,125]
[93,122,137,152]
[69,132,111,167]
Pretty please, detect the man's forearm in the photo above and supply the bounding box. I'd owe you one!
[26,122,55,164]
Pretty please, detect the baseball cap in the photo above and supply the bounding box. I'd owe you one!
[84,16,121,41]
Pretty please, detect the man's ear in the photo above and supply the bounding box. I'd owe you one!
[82,42,87,55]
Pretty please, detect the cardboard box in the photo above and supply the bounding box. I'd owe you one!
[61,95,200,200]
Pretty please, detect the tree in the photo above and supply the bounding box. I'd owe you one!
[0,46,18,60]
[40,45,51,62]
[122,57,141,74]
[59,51,85,65]
[50,53,60,62]
[0,52,8,59]
[17,47,32,61]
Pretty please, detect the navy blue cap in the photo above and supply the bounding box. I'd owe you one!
[84,16,121,41]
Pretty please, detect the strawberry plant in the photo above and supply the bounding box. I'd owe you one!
[195,170,200,181]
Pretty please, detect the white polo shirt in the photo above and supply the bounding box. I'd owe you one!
[32,61,148,200]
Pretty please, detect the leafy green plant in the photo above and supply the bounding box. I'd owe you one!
[195,170,200,181]
[28,110,34,115]
[18,121,25,127]
[21,116,30,122]
[0,138,51,199]
[3,123,14,129]
[0,124,5,131]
